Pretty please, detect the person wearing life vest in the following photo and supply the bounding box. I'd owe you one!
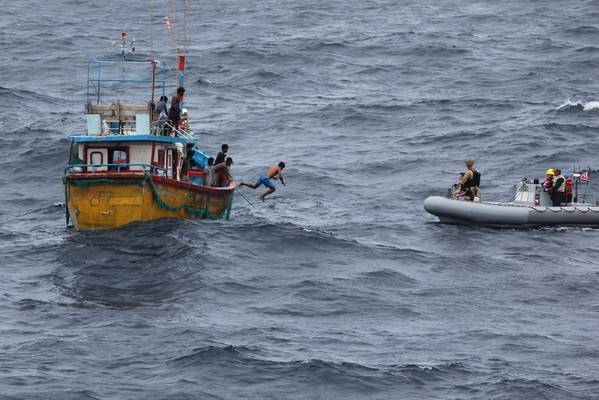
[551,168,566,206]
[564,174,573,203]
[460,160,481,201]
[543,168,555,193]
[238,162,286,201]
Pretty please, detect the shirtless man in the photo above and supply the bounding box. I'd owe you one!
[212,157,233,187]
[238,162,286,201]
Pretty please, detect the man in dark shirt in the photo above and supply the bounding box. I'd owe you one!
[214,143,229,165]
[168,87,185,129]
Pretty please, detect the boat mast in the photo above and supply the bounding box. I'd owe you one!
[165,0,188,88]
[180,0,188,87]
[151,60,156,120]
[148,0,156,118]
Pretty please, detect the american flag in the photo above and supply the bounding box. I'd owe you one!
[580,169,591,183]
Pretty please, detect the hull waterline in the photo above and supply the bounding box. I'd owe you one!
[65,172,234,230]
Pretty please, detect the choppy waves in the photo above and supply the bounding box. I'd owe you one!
[3,0,599,398]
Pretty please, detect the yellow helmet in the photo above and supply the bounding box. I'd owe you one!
[546,168,555,175]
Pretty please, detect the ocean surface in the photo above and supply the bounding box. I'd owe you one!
[1,0,599,399]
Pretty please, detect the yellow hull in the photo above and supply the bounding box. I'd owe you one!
[64,173,234,230]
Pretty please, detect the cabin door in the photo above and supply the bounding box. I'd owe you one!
[166,151,173,178]
[157,150,165,175]
[171,150,179,180]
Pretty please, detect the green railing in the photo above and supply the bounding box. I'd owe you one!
[64,163,167,176]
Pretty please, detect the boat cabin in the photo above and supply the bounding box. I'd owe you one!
[85,100,190,138]
[68,135,197,181]
[66,51,210,182]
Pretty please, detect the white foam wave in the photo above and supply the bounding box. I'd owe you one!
[583,101,599,110]
[556,99,599,111]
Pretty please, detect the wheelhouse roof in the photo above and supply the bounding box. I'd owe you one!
[69,135,195,144]
[92,53,157,63]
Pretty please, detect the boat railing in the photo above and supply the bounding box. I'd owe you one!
[163,121,195,139]
[65,163,168,176]
[149,120,195,139]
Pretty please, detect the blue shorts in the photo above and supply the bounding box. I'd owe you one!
[255,174,275,189]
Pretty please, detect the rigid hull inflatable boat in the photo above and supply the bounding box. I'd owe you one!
[424,180,599,227]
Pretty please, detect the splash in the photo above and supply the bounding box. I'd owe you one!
[556,99,599,111]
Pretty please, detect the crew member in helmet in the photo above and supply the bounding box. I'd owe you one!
[460,160,481,201]
[551,168,566,206]
[543,169,555,193]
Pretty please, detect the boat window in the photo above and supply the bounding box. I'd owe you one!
[113,150,127,164]
[108,148,129,171]
[90,151,103,165]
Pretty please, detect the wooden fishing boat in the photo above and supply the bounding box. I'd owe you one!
[63,35,234,230]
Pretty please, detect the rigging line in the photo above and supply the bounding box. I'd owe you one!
[169,0,179,84]
[184,0,189,55]
[147,0,155,103]
[235,187,256,209]
[148,0,154,56]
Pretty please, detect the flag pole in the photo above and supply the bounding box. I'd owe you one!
[575,172,579,203]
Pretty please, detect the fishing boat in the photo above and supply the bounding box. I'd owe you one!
[424,173,599,227]
[63,34,234,230]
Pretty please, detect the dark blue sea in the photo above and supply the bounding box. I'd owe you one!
[2,1,599,399]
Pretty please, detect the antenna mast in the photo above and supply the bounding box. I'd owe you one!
[164,0,188,88]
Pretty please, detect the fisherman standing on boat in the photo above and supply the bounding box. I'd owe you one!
[551,168,566,206]
[213,157,234,187]
[238,162,286,201]
[155,95,169,117]
[204,157,215,186]
[460,160,481,202]
[214,144,229,165]
[155,95,169,135]
[168,87,185,130]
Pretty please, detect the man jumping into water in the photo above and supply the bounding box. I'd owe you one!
[238,162,286,201]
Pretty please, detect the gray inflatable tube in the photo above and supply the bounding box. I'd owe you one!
[424,196,599,226]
